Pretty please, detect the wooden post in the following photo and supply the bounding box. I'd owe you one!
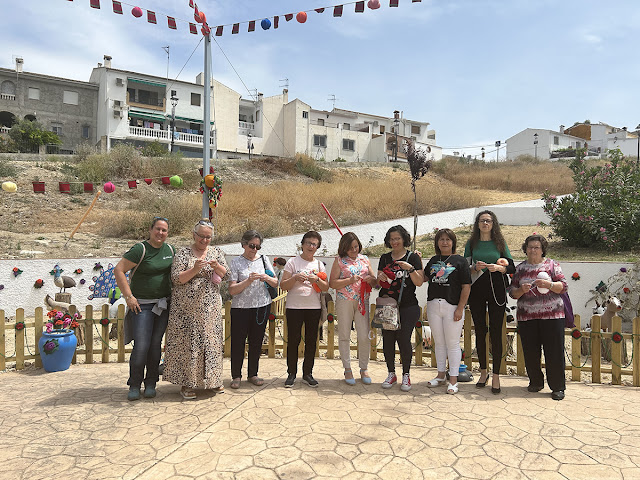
[34,308,43,368]
[268,303,276,358]
[0,310,5,371]
[500,314,507,375]
[611,316,622,385]
[591,315,601,384]
[225,301,234,357]
[101,305,110,363]
[415,307,423,366]
[117,304,125,363]
[16,308,25,370]
[69,304,77,365]
[633,317,640,387]
[327,301,335,359]
[571,314,581,382]
[463,309,472,370]
[85,305,94,364]
[369,304,377,361]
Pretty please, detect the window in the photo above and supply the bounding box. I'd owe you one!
[411,125,421,135]
[576,141,581,149]
[51,124,63,136]
[342,139,355,151]
[379,125,385,134]
[313,135,327,148]
[302,111,308,119]
[343,123,350,131]
[553,136,559,145]
[317,118,325,126]
[28,88,40,100]
[239,114,247,122]
[63,90,79,105]
[82,126,90,139]
[255,110,260,121]
[191,93,201,106]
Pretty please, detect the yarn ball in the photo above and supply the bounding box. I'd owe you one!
[170,175,183,187]
[296,11,307,23]
[103,182,115,193]
[536,271,551,294]
[1,181,17,192]
[368,0,381,9]
[261,18,271,30]
[131,7,143,17]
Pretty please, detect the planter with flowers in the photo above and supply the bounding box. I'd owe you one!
[38,310,80,372]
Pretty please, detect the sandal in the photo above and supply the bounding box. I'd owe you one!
[344,369,356,386]
[230,378,241,389]
[427,377,447,387]
[211,386,225,393]
[360,369,372,385]
[447,382,459,395]
[180,387,196,400]
[248,376,264,386]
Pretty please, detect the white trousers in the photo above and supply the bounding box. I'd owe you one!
[335,297,370,371]
[426,298,463,376]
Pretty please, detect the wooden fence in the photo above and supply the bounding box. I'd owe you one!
[2,296,639,387]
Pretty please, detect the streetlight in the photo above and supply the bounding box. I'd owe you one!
[170,90,178,153]
[393,110,400,162]
[636,124,640,168]
[481,147,485,160]
[533,132,539,160]
[247,132,253,161]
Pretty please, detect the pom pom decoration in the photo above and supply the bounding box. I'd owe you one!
[327,313,334,323]
[268,313,276,322]
[571,329,582,339]
[368,0,381,9]
[1,181,17,192]
[612,332,623,344]
[204,174,216,188]
[132,6,143,17]
[620,267,627,273]
[296,11,307,23]
[12,267,23,277]
[169,175,183,187]
[100,318,110,326]
[571,272,580,281]
[103,182,115,193]
[15,322,25,331]
[261,18,271,30]
[200,171,223,208]
[312,272,328,292]
[34,279,44,288]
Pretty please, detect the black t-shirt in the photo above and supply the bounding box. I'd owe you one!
[378,251,423,307]
[425,254,471,306]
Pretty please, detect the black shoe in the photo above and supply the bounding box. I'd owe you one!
[527,384,543,393]
[143,384,157,398]
[284,374,295,388]
[476,374,489,388]
[491,387,501,395]
[551,391,565,401]
[302,374,319,387]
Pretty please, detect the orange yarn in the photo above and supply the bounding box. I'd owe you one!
[313,272,327,292]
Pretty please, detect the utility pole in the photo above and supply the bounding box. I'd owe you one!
[495,140,501,162]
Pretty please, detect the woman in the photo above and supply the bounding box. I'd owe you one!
[228,230,278,389]
[163,220,229,400]
[280,231,329,388]
[329,232,377,385]
[509,234,567,401]
[377,225,424,392]
[464,210,515,394]
[114,217,175,401]
[425,229,471,394]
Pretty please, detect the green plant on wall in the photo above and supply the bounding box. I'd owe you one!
[8,118,62,153]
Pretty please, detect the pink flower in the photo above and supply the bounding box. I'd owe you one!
[603,236,608,241]
[45,323,53,333]
[600,227,606,232]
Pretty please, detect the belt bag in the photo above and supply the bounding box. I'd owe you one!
[373,296,401,330]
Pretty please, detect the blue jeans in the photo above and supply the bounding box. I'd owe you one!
[127,303,169,388]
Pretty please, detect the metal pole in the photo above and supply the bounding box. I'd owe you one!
[170,102,175,153]
[202,32,211,220]
[496,145,499,162]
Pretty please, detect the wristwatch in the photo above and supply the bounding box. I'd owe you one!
[408,267,416,274]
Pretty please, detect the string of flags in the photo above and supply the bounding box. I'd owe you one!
[71,0,423,37]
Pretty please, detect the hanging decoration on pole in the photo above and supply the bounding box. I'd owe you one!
[405,141,433,251]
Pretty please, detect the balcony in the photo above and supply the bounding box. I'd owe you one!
[0,94,15,101]
[126,91,166,112]
[238,121,255,135]
[129,126,214,146]
[0,126,10,134]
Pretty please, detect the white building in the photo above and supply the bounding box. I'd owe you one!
[565,122,639,159]
[89,56,441,162]
[506,127,588,160]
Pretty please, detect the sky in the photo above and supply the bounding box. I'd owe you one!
[2,0,640,158]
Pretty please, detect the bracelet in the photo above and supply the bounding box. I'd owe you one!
[408,267,416,274]
[124,294,133,300]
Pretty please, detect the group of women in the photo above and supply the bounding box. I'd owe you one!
[115,210,568,402]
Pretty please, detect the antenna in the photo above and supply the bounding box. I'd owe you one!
[248,88,258,101]
[162,46,170,85]
[328,94,337,110]
[279,78,289,90]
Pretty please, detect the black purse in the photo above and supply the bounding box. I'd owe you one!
[261,256,278,300]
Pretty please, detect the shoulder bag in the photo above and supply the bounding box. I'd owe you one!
[372,252,408,331]
[261,256,278,299]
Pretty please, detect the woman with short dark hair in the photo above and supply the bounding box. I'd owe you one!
[329,232,377,385]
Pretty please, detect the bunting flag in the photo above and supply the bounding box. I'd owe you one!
[232,23,239,34]
[390,0,399,6]
[315,8,325,13]
[274,15,279,28]
[147,10,157,24]
[90,0,100,9]
[284,13,293,21]
[189,0,194,7]
[334,5,343,16]
[168,16,177,29]
[112,1,122,14]
[355,1,365,12]
[189,22,197,34]
[248,20,255,32]
[215,25,223,36]
[413,0,422,2]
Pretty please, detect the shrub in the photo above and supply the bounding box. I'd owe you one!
[141,140,169,157]
[8,119,61,153]
[333,157,347,162]
[0,156,18,177]
[294,153,333,182]
[542,148,640,250]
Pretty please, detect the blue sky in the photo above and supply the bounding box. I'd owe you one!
[2,0,640,158]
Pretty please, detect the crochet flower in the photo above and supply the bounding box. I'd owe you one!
[571,272,580,281]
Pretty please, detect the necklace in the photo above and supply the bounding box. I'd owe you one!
[439,254,452,264]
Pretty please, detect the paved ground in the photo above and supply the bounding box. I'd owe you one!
[2,358,640,480]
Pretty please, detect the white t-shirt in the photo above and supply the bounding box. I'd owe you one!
[284,255,326,309]
[229,255,272,309]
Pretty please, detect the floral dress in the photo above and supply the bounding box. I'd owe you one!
[163,246,230,389]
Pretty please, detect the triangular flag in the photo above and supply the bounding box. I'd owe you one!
[390,0,399,6]
[413,0,421,2]
[355,1,365,12]
[274,16,279,28]
[285,13,293,21]
[248,20,255,32]
[90,0,100,9]
[167,16,177,29]
[147,10,157,24]
[112,1,122,14]
[334,5,343,16]
[315,8,325,13]
[215,25,223,36]
[232,23,239,34]
[189,0,194,7]
[189,22,197,34]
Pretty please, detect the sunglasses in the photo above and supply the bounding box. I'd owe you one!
[198,220,214,227]
[247,244,262,250]
[152,216,169,226]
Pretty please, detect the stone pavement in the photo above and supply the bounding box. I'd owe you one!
[2,358,640,480]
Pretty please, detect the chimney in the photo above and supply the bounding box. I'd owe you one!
[103,55,112,69]
[15,57,23,73]
[559,125,565,134]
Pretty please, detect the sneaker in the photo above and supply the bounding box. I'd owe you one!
[551,390,565,401]
[381,372,397,389]
[143,384,156,398]
[127,386,141,401]
[284,373,295,388]
[400,373,412,392]
[302,374,319,387]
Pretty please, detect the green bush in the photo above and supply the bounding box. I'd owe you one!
[294,153,333,182]
[8,118,61,152]
[0,156,18,177]
[542,148,640,249]
[333,157,347,162]
[141,140,169,157]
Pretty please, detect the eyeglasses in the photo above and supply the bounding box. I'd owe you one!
[526,245,542,250]
[247,244,261,250]
[194,231,212,241]
[304,241,319,248]
[479,219,493,224]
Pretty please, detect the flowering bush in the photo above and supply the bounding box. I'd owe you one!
[46,310,82,333]
[542,148,640,249]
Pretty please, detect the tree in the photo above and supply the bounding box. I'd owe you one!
[8,119,62,153]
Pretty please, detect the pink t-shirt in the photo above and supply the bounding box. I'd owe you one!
[284,255,326,309]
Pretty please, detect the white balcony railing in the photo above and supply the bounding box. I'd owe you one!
[0,93,16,101]
[0,126,10,134]
[239,121,255,131]
[129,126,214,145]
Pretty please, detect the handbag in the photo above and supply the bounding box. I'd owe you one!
[261,256,278,300]
[372,253,408,331]
[550,260,574,328]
